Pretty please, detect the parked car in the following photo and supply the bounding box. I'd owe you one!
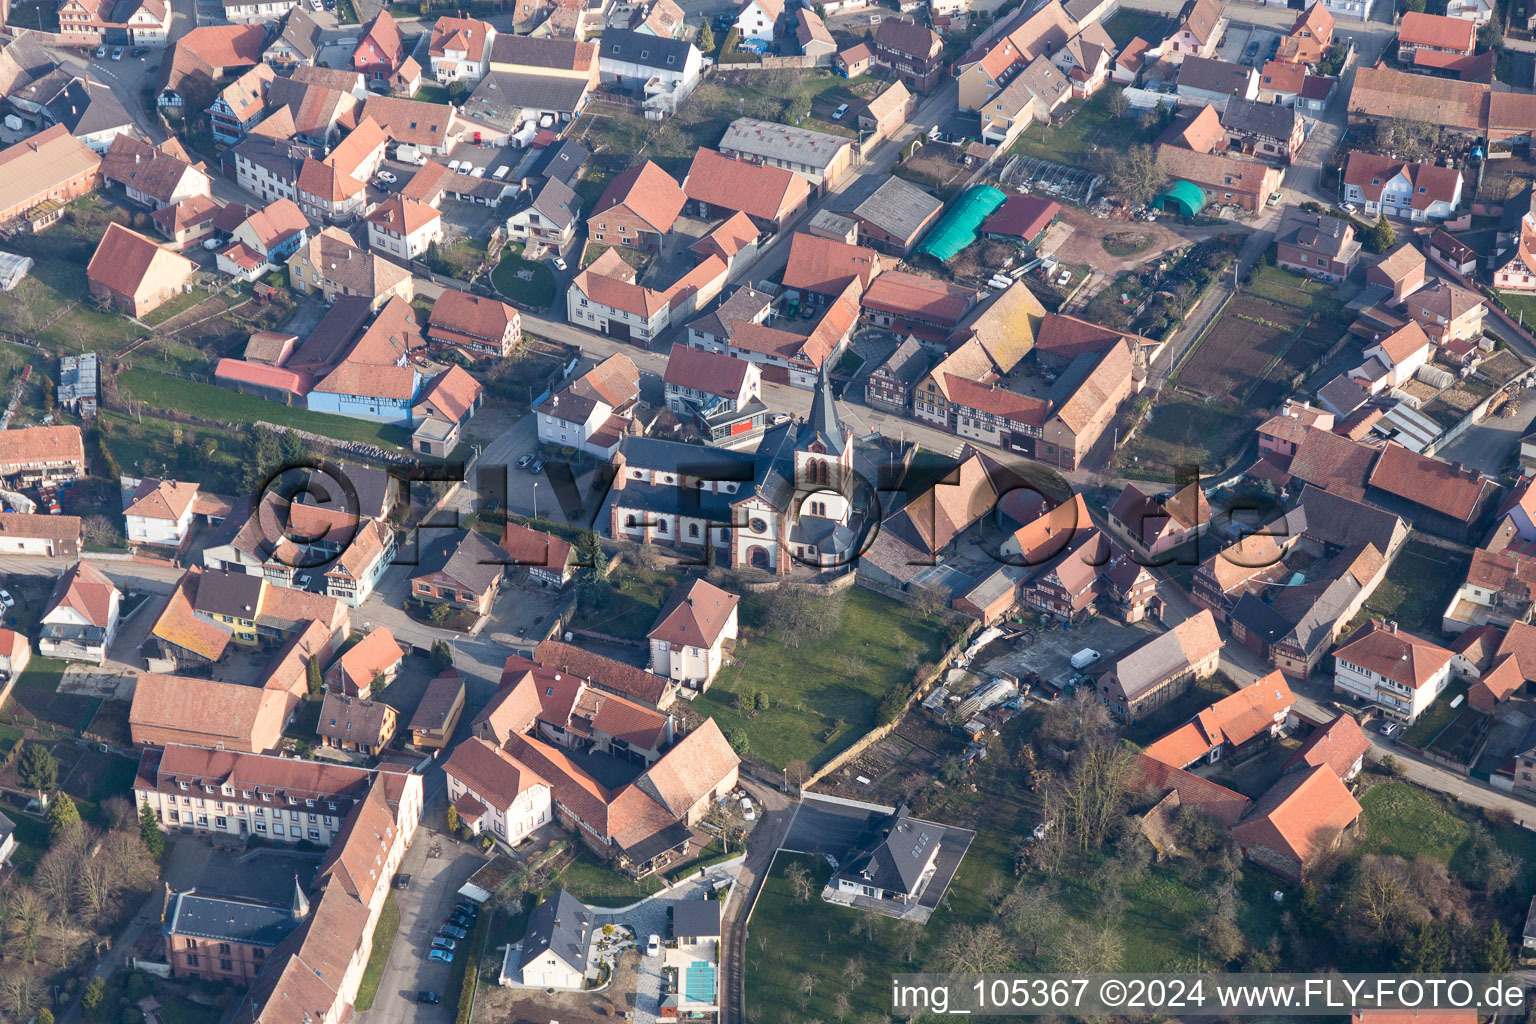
[377,170,397,183]
[0,590,14,610]
[431,937,457,951]
[1245,39,1259,57]
[516,453,534,469]
[416,992,441,1004]
[393,873,411,890]
[1338,201,1357,214]
[528,459,545,475]
[645,934,661,957]
[447,913,474,930]
[111,47,123,59]
[440,925,467,940]
[1378,721,1401,738]
[131,47,148,57]
[471,166,486,177]
[93,45,108,57]
[832,103,849,120]
[296,574,311,588]
[552,256,567,271]
[428,949,454,964]
[455,901,479,918]
[740,797,755,821]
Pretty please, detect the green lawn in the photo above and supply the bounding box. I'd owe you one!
[3,810,49,873]
[693,587,950,770]
[1104,8,1161,46]
[491,248,557,308]
[1009,87,1144,168]
[0,257,144,354]
[157,999,222,1024]
[1398,680,1469,747]
[1246,263,1342,314]
[7,0,59,29]
[1118,394,1259,484]
[117,369,414,450]
[554,855,664,906]
[353,893,400,1011]
[1356,781,1536,881]
[567,568,678,641]
[99,410,252,493]
[6,657,100,736]
[141,287,214,327]
[1347,539,1469,641]
[1495,290,1536,329]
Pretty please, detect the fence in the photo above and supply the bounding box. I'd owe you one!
[715,53,834,70]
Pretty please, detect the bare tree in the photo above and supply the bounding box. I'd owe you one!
[784,862,814,903]
[9,888,46,963]
[843,956,866,988]
[786,759,812,790]
[75,861,112,927]
[998,884,1063,959]
[82,514,121,547]
[1352,856,1412,939]
[0,967,42,1020]
[1057,741,1133,853]
[33,849,76,921]
[936,922,1012,974]
[100,795,136,832]
[833,991,852,1022]
[1058,923,1124,973]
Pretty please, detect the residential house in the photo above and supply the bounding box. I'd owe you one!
[1332,618,1455,723]
[122,477,200,548]
[596,29,702,117]
[589,160,684,251]
[0,424,87,488]
[860,271,977,340]
[59,0,171,45]
[783,233,881,303]
[1428,229,1478,278]
[506,177,581,252]
[263,8,323,68]
[131,673,293,752]
[1106,481,1209,561]
[1232,764,1361,880]
[1278,2,1333,63]
[1282,712,1370,781]
[352,10,407,87]
[1038,337,1138,471]
[38,560,121,664]
[683,148,810,234]
[500,522,575,587]
[864,336,929,412]
[217,198,309,280]
[1051,21,1116,98]
[151,195,222,250]
[287,226,414,309]
[443,737,552,845]
[209,63,274,144]
[1342,152,1463,222]
[717,117,856,190]
[796,8,836,57]
[1366,243,1427,304]
[1350,321,1432,393]
[647,578,739,690]
[324,626,403,697]
[732,0,781,42]
[156,26,266,109]
[567,248,730,349]
[0,124,101,226]
[978,54,1071,148]
[410,530,505,617]
[409,669,466,748]
[1446,0,1494,20]
[428,289,521,359]
[1161,0,1226,63]
[953,1,1075,111]
[663,344,767,446]
[516,890,590,987]
[1258,59,1305,105]
[1275,208,1361,281]
[410,364,484,457]
[1176,56,1259,110]
[533,639,675,710]
[1220,98,1305,162]
[364,195,442,260]
[830,804,957,905]
[535,352,641,457]
[1403,279,1484,344]
[0,629,32,679]
[429,15,495,85]
[1398,12,1475,62]
[1155,145,1283,212]
[86,223,197,318]
[317,693,398,754]
[1346,66,1487,137]
[835,42,874,77]
[873,17,944,92]
[1142,671,1296,768]
[100,134,209,210]
[296,116,389,222]
[1097,609,1224,719]
[681,281,854,387]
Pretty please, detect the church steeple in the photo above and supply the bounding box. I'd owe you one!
[797,366,848,456]
[291,875,310,919]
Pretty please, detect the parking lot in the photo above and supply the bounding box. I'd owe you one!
[999,156,1102,205]
[1217,23,1282,66]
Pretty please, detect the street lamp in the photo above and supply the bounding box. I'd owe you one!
[532,481,539,518]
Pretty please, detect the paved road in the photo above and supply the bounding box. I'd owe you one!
[720,775,798,1024]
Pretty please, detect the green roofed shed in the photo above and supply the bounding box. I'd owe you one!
[1153,180,1206,218]
[914,185,1007,262]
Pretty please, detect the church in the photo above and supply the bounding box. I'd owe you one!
[604,373,864,574]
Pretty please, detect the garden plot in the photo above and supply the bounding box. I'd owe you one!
[999,156,1102,205]
[1176,296,1331,407]
[60,666,137,699]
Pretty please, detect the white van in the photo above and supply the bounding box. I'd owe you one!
[492,165,510,181]
[447,159,462,173]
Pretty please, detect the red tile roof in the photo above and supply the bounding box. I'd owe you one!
[1367,443,1498,523]
[1468,652,1523,711]
[782,232,881,295]
[1232,764,1362,868]
[499,521,572,573]
[684,148,811,224]
[1343,152,1463,211]
[860,271,976,323]
[648,578,738,649]
[663,343,752,399]
[1281,712,1369,780]
[1398,11,1474,51]
[979,195,1060,240]
[1334,619,1453,690]
[329,627,402,694]
[594,160,685,234]
[1142,671,1294,768]
[45,560,118,628]
[1124,751,1251,826]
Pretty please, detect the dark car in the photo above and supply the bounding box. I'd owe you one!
[455,901,479,918]
[131,46,149,57]
[393,873,411,889]
[1244,39,1259,57]
[417,992,441,1004]
[447,913,474,930]
[440,924,468,940]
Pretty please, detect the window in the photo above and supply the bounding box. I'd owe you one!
[219,943,231,955]
[187,954,200,967]
[254,821,266,833]
[220,959,233,972]
[308,828,321,839]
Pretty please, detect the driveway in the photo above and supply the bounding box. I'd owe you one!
[355,836,486,1024]
[782,797,882,856]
